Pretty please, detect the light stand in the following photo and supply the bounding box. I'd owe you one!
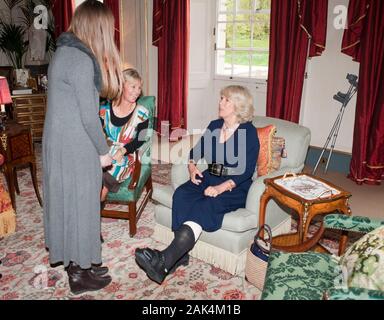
[312,74,358,175]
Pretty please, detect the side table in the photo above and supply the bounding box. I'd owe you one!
[0,121,43,210]
[258,173,352,255]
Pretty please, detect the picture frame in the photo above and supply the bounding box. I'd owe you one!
[0,66,14,91]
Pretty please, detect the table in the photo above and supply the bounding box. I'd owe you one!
[258,173,352,255]
[0,120,43,210]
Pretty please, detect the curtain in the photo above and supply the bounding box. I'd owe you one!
[342,0,384,185]
[266,0,328,123]
[104,0,121,50]
[52,0,75,38]
[153,0,190,139]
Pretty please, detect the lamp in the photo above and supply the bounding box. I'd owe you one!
[0,76,12,130]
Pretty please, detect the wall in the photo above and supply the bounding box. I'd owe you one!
[185,0,359,154]
[301,0,359,153]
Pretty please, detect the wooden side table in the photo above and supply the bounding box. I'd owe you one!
[0,120,43,210]
[258,173,352,255]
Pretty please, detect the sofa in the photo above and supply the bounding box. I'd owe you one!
[152,116,311,275]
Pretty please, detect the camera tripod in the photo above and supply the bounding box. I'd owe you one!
[312,74,358,175]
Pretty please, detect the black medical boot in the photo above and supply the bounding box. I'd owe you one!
[67,263,112,295]
[135,225,195,284]
[168,253,190,274]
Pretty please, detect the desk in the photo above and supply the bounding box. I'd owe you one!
[0,121,42,210]
[258,173,352,255]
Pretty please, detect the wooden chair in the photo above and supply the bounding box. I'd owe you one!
[101,96,155,237]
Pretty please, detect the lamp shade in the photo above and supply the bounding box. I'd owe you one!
[0,76,12,105]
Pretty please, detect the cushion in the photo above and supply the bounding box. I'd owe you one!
[256,125,286,177]
[339,226,384,292]
[261,251,340,300]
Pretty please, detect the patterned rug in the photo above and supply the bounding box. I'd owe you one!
[0,146,261,300]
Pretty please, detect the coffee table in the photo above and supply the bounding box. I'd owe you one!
[258,173,352,255]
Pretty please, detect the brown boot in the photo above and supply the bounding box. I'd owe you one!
[67,263,112,295]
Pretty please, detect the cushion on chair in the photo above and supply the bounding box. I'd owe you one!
[107,164,151,203]
[256,126,286,177]
[339,226,384,292]
[261,251,340,300]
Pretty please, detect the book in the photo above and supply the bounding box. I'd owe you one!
[12,87,33,95]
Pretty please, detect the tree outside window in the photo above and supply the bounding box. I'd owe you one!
[215,0,271,80]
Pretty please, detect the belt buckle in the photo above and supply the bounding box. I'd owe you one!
[209,163,223,177]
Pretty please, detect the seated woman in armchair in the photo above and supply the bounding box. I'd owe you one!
[135,85,260,284]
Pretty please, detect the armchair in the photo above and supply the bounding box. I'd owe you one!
[152,116,311,275]
[101,96,155,237]
[261,214,384,300]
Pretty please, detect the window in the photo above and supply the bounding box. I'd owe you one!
[215,0,271,81]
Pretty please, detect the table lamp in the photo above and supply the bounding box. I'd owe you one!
[0,76,12,130]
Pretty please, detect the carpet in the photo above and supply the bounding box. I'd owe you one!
[0,148,261,300]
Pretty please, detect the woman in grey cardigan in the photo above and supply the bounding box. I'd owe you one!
[42,0,123,295]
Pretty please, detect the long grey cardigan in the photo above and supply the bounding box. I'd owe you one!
[42,33,109,269]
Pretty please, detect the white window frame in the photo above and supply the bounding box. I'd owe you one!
[214,0,270,84]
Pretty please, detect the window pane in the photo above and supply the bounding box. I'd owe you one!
[233,51,250,77]
[234,23,251,48]
[218,13,234,22]
[251,53,269,79]
[217,50,233,76]
[217,23,234,49]
[236,0,252,11]
[256,0,270,10]
[219,0,235,12]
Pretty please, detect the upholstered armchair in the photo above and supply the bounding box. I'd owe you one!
[101,96,155,237]
[261,214,384,300]
[152,116,311,275]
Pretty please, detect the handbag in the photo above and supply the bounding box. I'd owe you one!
[245,224,273,290]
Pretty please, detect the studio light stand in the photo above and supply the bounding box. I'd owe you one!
[312,74,358,175]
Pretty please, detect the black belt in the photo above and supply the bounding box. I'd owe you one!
[208,163,237,177]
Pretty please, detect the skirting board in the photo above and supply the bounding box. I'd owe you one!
[153,217,292,276]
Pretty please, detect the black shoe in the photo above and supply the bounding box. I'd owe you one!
[67,263,109,277]
[169,253,190,274]
[67,266,112,295]
[135,248,167,284]
[91,264,109,276]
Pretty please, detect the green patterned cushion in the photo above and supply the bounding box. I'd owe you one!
[327,287,384,300]
[339,226,384,291]
[324,214,384,234]
[261,251,340,300]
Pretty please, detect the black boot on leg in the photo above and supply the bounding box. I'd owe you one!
[135,225,195,284]
[67,263,112,295]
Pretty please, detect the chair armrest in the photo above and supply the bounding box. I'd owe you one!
[324,214,384,234]
[171,162,208,190]
[138,140,151,164]
[129,150,142,190]
[326,287,384,300]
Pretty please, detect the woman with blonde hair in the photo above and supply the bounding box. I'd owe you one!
[136,85,260,284]
[42,0,123,294]
[100,68,149,203]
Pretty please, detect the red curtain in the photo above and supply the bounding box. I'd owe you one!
[52,0,75,38]
[266,0,328,123]
[342,0,384,185]
[153,0,190,138]
[104,0,121,50]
